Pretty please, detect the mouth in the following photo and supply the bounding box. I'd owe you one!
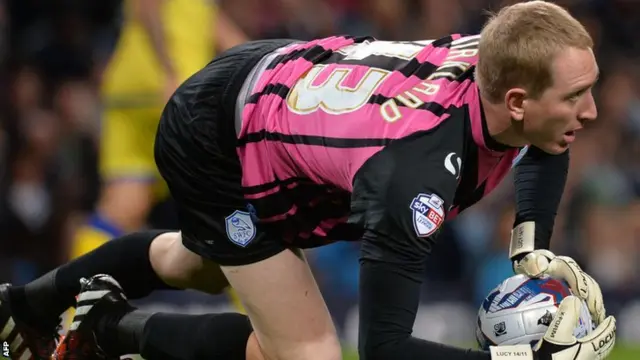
[563,128,581,143]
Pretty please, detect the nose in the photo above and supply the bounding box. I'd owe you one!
[579,91,598,123]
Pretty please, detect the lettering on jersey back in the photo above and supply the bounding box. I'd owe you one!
[381,81,441,122]
[336,40,427,61]
[382,36,479,123]
[427,35,479,81]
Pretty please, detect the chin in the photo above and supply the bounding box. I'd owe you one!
[536,142,569,155]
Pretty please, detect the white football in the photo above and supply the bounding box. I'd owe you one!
[476,274,594,349]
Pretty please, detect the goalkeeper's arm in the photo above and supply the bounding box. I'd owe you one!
[509,146,569,261]
[509,147,606,325]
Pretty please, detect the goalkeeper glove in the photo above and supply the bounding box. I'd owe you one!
[513,249,606,325]
[490,296,616,360]
[509,222,606,324]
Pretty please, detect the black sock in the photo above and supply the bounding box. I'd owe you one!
[117,312,253,360]
[95,309,151,356]
[9,230,177,328]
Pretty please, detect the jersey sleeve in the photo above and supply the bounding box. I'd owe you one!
[348,129,490,360]
[510,146,569,260]
[349,129,460,273]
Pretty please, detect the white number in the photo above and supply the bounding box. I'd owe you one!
[286,41,431,115]
[286,65,390,115]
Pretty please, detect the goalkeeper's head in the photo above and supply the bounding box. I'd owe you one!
[476,1,599,156]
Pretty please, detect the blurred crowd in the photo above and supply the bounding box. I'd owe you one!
[1,0,639,346]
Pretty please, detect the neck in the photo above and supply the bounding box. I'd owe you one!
[480,95,529,148]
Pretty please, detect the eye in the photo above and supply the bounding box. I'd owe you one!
[567,89,587,103]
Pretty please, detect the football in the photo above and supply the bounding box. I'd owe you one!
[476,274,594,349]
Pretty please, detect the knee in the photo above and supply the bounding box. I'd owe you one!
[261,334,343,360]
[149,233,229,294]
[297,337,342,360]
[149,232,196,288]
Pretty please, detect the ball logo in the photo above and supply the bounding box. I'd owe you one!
[409,193,445,237]
[225,210,257,247]
[477,275,595,350]
[494,322,507,337]
[537,310,553,327]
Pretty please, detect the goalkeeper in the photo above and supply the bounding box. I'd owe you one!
[0,1,615,360]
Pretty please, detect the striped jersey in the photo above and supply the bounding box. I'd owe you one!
[236,35,521,247]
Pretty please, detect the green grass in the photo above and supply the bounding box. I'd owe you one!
[342,344,640,360]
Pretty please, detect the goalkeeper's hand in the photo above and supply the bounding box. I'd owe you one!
[513,249,606,325]
[490,296,616,360]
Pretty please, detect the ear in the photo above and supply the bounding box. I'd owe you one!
[505,88,527,121]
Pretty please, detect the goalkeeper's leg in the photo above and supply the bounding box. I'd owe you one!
[54,271,263,360]
[95,308,263,359]
[6,231,231,331]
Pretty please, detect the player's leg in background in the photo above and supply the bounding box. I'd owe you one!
[61,107,161,330]
[227,286,246,313]
[222,249,343,360]
[71,107,159,259]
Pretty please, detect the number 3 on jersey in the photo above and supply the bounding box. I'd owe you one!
[285,40,430,115]
[285,38,476,117]
[286,64,390,115]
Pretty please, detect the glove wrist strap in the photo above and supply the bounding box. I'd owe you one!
[489,345,533,360]
[509,221,536,259]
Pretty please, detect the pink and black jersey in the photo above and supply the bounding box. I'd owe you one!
[155,36,570,359]
[155,35,571,360]
[235,35,521,248]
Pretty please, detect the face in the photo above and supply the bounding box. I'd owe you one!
[509,47,599,154]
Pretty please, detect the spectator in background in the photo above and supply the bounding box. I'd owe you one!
[0,107,69,284]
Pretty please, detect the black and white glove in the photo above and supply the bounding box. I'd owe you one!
[490,296,616,360]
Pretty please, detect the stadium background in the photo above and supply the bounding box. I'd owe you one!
[0,0,639,358]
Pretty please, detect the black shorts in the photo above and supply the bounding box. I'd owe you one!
[154,39,295,266]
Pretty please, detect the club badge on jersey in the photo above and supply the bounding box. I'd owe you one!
[225,210,257,247]
[410,193,445,237]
